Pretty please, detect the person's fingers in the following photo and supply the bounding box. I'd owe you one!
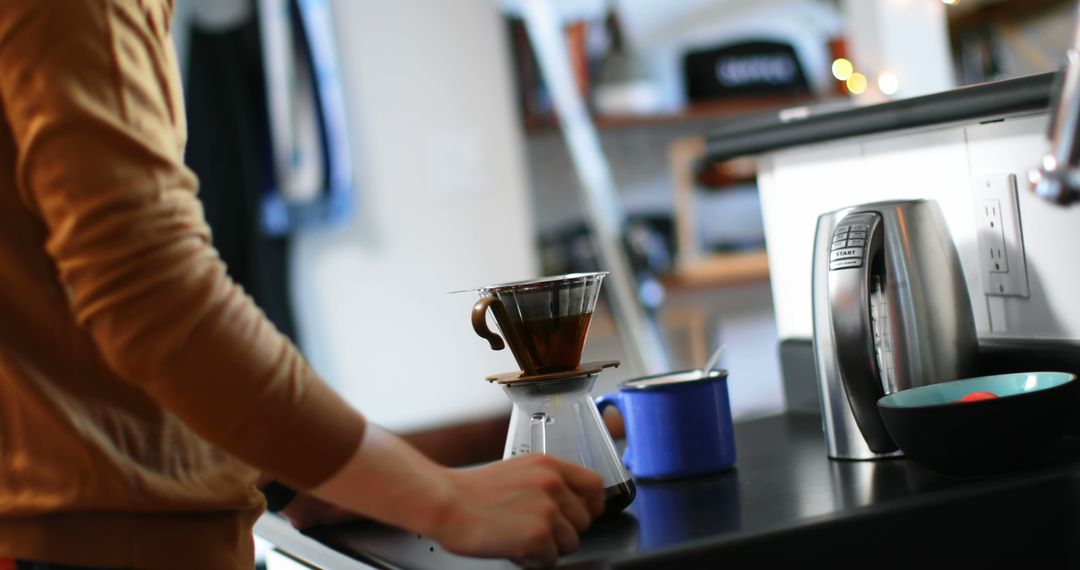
[551,482,592,532]
[552,514,581,555]
[568,476,604,520]
[518,529,560,569]
[583,487,605,519]
[531,461,595,531]
[545,459,604,512]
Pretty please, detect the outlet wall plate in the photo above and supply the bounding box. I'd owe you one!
[972,173,1029,298]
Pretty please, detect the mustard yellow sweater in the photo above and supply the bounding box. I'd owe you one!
[0,1,365,567]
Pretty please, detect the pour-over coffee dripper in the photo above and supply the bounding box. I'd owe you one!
[470,272,635,515]
[472,272,606,376]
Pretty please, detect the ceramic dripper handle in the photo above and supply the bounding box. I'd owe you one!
[472,297,506,350]
[472,296,538,376]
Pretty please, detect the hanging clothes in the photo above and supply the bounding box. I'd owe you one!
[183,5,300,341]
[258,0,354,235]
[182,0,354,341]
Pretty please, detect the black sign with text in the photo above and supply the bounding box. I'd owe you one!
[683,40,809,101]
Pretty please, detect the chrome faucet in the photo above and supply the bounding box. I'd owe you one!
[1030,3,1080,205]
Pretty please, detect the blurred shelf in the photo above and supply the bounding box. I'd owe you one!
[524,94,820,134]
[947,0,1069,31]
[662,249,770,291]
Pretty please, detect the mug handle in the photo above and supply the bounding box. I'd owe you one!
[596,393,633,471]
[472,297,506,351]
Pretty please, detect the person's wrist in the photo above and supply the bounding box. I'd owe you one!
[414,466,462,538]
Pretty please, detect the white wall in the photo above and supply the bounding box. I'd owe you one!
[290,0,539,432]
[759,111,1080,344]
[841,0,955,102]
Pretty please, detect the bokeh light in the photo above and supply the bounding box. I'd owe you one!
[832,58,854,81]
[878,72,900,95]
[846,72,868,94]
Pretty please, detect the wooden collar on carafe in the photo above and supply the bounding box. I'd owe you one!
[486,360,620,385]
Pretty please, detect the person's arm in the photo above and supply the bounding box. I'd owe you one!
[0,2,604,564]
[312,425,605,567]
[263,426,605,565]
[261,426,606,567]
[0,0,363,490]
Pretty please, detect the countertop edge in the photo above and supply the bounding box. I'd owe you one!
[255,514,389,570]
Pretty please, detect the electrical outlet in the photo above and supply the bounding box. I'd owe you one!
[972,174,1029,297]
[981,199,1008,273]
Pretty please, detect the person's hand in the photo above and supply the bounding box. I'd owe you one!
[281,493,362,530]
[427,454,605,567]
[310,424,605,567]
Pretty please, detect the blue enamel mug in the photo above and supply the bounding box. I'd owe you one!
[596,369,736,480]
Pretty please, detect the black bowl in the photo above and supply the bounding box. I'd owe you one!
[877,372,1078,476]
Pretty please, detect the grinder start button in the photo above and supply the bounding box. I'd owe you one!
[830,248,863,261]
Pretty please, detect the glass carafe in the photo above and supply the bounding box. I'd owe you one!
[502,373,635,515]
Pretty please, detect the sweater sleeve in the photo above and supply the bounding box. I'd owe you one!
[0,0,365,490]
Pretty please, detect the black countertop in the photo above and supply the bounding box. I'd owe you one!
[257,413,1080,568]
[705,72,1056,164]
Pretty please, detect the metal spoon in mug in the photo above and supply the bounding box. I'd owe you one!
[700,344,726,379]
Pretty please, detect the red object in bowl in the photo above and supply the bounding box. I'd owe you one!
[959,391,999,403]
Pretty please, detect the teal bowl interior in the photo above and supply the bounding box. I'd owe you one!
[879,372,1075,409]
